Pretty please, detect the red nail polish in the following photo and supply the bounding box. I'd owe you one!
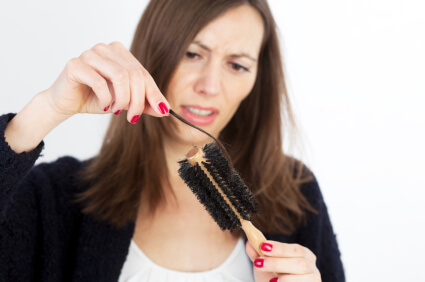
[131,115,140,124]
[261,243,273,252]
[158,102,169,114]
[254,258,264,268]
[270,277,279,282]
[114,110,123,115]
[104,105,110,112]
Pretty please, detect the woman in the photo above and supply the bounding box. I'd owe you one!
[0,0,344,281]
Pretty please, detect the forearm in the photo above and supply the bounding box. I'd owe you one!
[4,89,70,153]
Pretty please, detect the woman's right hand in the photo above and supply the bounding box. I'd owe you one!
[4,42,170,153]
[47,41,170,123]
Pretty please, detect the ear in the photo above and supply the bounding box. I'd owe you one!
[245,240,260,262]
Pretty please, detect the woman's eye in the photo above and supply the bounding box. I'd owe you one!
[230,63,249,72]
[185,51,200,59]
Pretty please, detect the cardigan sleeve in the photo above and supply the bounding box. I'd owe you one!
[0,113,44,213]
[0,113,45,281]
[0,113,133,282]
[296,174,346,282]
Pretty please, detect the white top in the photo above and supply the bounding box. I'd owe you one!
[118,236,255,282]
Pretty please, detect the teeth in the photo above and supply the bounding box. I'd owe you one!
[185,107,214,116]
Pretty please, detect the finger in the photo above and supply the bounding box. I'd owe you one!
[108,41,171,116]
[260,241,316,262]
[142,73,171,116]
[245,240,260,262]
[79,49,130,114]
[91,43,146,122]
[66,58,112,112]
[109,41,145,71]
[253,257,316,275]
[276,273,320,282]
[105,80,130,113]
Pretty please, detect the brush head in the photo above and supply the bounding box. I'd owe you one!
[177,143,258,232]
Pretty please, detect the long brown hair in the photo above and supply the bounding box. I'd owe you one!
[75,0,317,235]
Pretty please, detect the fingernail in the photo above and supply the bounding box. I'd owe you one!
[254,258,264,268]
[261,242,273,252]
[114,110,123,115]
[270,278,279,282]
[131,115,140,124]
[158,102,169,114]
[104,105,110,112]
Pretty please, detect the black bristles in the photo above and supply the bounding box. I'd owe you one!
[177,143,259,232]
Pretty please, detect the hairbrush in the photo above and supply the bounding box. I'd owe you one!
[177,142,268,256]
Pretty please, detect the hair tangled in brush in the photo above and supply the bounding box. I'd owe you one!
[169,109,233,173]
[177,143,258,232]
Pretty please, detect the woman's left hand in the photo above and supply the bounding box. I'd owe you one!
[246,240,321,282]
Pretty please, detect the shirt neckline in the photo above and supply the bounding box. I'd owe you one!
[130,236,244,276]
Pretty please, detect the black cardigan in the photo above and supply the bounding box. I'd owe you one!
[0,113,345,282]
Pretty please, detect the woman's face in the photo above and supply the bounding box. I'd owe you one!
[166,4,264,144]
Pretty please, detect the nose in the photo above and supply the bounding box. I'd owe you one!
[193,60,222,97]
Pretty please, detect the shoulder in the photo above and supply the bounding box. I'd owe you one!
[285,156,324,210]
[2,156,91,227]
[32,156,86,180]
[299,174,324,211]
[27,156,91,203]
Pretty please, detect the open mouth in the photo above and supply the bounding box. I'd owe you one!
[180,105,219,126]
[183,106,215,117]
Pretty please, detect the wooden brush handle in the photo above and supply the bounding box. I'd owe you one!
[241,219,267,256]
[242,220,278,276]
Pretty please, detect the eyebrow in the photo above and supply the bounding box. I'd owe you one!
[192,40,257,62]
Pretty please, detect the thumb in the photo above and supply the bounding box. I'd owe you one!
[245,240,260,262]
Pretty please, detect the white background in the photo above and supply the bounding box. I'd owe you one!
[1,0,424,281]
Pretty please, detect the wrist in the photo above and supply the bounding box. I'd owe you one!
[38,87,74,122]
[4,89,71,153]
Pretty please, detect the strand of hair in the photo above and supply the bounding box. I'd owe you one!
[168,108,234,173]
